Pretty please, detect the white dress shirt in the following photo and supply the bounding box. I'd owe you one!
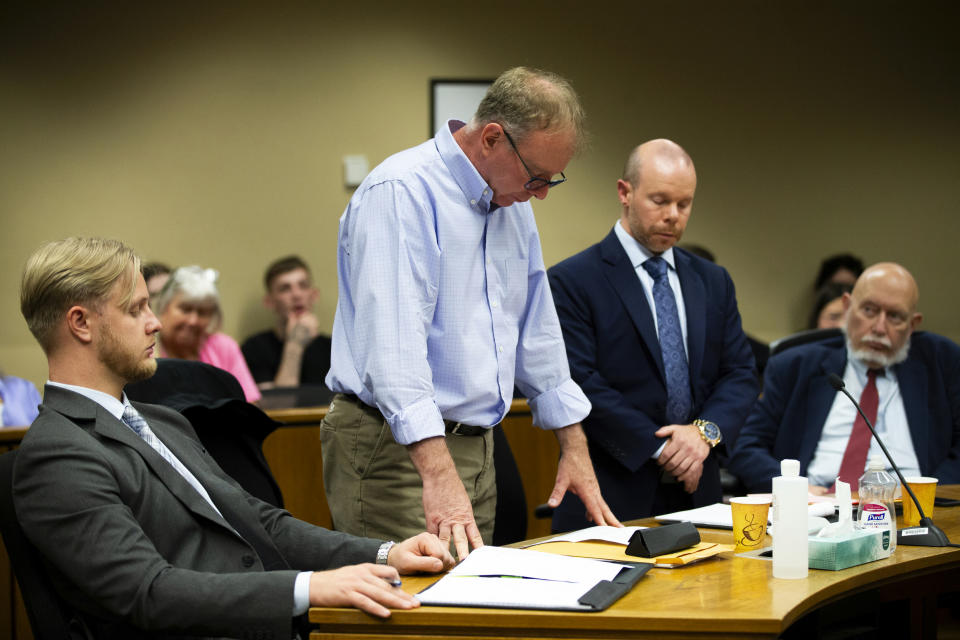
[806,356,921,487]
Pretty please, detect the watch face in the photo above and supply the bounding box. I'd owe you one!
[702,422,721,442]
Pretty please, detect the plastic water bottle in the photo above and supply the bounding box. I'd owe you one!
[857,456,898,554]
[772,459,809,579]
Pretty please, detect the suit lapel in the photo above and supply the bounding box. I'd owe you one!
[124,404,239,529]
[599,231,665,381]
[136,403,290,570]
[676,252,705,405]
[894,352,930,473]
[799,348,849,465]
[43,387,231,530]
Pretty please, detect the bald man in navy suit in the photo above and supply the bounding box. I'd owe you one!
[548,140,757,531]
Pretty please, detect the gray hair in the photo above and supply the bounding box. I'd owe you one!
[472,66,586,150]
[153,265,223,333]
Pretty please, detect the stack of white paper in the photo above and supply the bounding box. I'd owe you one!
[416,545,631,611]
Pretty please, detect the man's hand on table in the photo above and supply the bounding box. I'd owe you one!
[408,436,484,561]
[388,532,456,575]
[308,564,418,618]
[548,423,621,527]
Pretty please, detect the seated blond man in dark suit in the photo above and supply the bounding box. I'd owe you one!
[14,237,453,640]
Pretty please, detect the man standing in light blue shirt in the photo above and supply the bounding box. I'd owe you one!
[324,67,618,559]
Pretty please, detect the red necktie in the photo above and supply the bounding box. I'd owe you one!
[836,369,880,487]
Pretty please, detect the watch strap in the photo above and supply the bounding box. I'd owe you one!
[376,540,395,565]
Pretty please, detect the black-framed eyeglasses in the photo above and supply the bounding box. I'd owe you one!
[502,129,567,191]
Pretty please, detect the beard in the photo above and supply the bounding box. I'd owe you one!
[845,332,911,369]
[98,323,157,383]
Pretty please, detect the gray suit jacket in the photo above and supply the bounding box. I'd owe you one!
[13,385,381,640]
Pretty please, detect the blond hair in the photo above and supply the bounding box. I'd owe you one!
[20,237,140,352]
[472,66,587,151]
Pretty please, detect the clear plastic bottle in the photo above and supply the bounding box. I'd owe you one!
[856,456,898,554]
[772,459,809,579]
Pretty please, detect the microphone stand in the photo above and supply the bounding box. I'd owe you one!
[827,373,950,546]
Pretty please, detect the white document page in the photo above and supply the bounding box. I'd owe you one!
[448,545,625,583]
[417,575,596,610]
[416,545,633,611]
[527,525,647,546]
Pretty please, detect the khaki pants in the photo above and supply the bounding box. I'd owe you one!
[320,394,496,545]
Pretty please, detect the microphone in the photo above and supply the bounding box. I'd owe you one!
[827,373,951,547]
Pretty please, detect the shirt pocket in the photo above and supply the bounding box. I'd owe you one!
[500,258,529,316]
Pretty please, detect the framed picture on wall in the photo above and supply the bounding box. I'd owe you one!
[429,79,492,137]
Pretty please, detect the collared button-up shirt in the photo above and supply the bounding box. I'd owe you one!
[0,376,41,426]
[326,120,590,445]
[807,352,921,487]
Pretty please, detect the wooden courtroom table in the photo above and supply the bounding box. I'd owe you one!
[308,486,960,640]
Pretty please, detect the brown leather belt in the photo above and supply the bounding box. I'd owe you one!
[338,394,493,437]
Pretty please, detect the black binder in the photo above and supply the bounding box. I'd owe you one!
[577,565,652,610]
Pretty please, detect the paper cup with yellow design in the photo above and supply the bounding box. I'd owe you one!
[901,477,938,527]
[730,496,771,553]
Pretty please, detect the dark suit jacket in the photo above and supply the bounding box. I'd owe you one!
[13,385,381,640]
[729,331,960,493]
[548,232,757,530]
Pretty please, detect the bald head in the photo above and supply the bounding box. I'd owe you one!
[617,138,697,254]
[844,262,922,368]
[622,139,696,187]
[851,262,919,312]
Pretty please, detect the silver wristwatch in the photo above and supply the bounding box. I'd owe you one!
[376,540,395,565]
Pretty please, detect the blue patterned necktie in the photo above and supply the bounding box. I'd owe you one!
[642,257,692,425]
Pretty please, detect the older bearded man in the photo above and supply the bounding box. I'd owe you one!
[730,262,960,493]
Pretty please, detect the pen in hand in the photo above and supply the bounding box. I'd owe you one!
[385,577,402,588]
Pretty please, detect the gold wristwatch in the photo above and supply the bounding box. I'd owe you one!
[694,419,722,448]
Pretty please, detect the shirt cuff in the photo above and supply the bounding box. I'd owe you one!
[651,441,667,460]
[385,395,446,445]
[293,571,312,615]
[527,379,591,430]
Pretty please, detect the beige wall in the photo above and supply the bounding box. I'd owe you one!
[2,1,958,390]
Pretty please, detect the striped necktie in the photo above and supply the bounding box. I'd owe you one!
[121,404,222,517]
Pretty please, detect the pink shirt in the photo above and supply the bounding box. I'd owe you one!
[198,332,262,403]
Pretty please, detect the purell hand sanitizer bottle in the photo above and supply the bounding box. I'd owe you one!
[856,456,897,554]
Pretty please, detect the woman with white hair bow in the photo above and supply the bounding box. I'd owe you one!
[153,266,261,403]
